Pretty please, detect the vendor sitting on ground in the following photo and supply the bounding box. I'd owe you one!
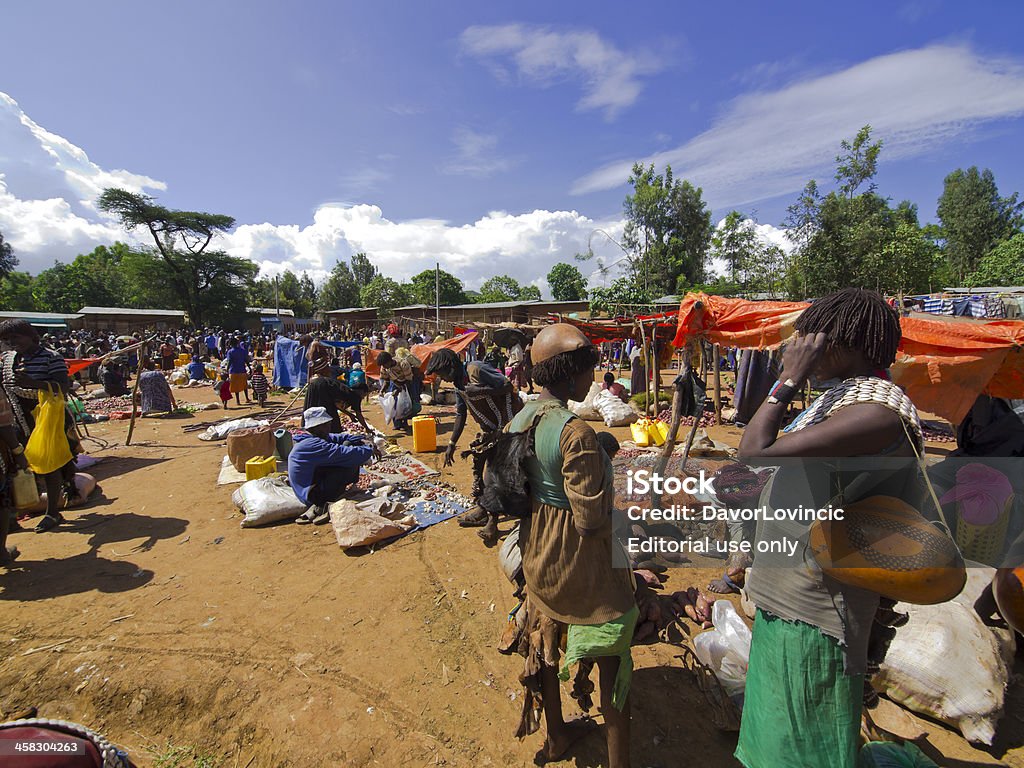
[186,355,208,385]
[424,349,521,545]
[289,406,378,525]
[601,371,629,402]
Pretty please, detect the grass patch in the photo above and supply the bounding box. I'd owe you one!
[148,741,222,768]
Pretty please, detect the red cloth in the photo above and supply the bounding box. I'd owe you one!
[64,359,100,376]
[671,292,1024,424]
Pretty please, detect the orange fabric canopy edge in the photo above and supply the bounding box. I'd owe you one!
[672,292,1024,424]
[364,332,480,379]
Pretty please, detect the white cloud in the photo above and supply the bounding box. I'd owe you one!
[572,44,1024,208]
[460,24,663,119]
[222,204,625,296]
[0,92,165,270]
[0,92,625,293]
[442,127,515,177]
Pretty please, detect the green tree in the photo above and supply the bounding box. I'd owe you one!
[866,222,941,295]
[710,211,759,283]
[519,284,542,301]
[0,229,17,279]
[835,125,882,199]
[968,233,1024,287]
[97,188,257,325]
[408,269,467,305]
[581,165,712,299]
[937,167,1023,284]
[360,276,409,311]
[0,271,35,310]
[783,179,822,298]
[319,260,360,310]
[588,277,652,315]
[546,263,588,301]
[350,252,377,286]
[615,164,713,296]
[785,126,940,297]
[32,243,135,312]
[479,275,525,302]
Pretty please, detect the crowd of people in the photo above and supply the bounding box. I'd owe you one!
[2,286,1021,768]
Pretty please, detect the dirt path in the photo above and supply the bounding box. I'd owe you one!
[1,382,1020,767]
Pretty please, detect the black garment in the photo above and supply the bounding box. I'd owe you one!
[306,464,360,506]
[303,377,362,432]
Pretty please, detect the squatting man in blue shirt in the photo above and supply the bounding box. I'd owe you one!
[288,406,380,525]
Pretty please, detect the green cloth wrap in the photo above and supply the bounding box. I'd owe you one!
[558,604,639,711]
[736,609,863,768]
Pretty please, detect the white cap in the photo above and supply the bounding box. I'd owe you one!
[303,406,333,429]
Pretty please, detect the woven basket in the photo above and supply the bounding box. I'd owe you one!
[955,494,1014,567]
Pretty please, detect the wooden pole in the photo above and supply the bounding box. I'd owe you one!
[712,343,722,423]
[651,323,660,416]
[125,334,159,446]
[637,319,649,417]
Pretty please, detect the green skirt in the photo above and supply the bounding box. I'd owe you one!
[735,610,863,768]
[558,604,639,711]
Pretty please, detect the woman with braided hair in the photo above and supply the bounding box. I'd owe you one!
[734,287,926,768]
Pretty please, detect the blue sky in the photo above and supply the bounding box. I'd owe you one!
[1,1,1023,294]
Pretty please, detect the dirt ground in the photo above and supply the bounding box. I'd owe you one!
[1,376,1022,767]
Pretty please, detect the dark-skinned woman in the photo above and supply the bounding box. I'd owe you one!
[511,324,635,768]
[0,320,82,533]
[734,288,925,768]
[424,349,522,545]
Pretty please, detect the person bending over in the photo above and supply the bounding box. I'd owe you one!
[290,406,378,525]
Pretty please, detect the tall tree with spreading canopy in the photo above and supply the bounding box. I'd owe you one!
[546,263,588,301]
[319,260,360,310]
[408,268,467,305]
[937,167,1023,284]
[350,252,378,286]
[578,164,711,299]
[478,275,534,303]
[360,276,409,311]
[97,188,256,325]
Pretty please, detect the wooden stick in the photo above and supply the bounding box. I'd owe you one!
[125,334,159,446]
[637,319,649,417]
[712,343,721,423]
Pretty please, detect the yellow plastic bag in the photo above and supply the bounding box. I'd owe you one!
[25,385,73,475]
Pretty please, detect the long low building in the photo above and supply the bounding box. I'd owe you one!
[392,299,590,330]
[0,310,84,331]
[323,307,380,330]
[77,306,187,333]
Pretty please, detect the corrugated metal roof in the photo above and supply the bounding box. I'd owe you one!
[246,307,296,317]
[79,306,186,316]
[0,311,83,320]
[324,307,379,314]
[442,300,541,310]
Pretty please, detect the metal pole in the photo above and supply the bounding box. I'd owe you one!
[435,262,440,335]
[275,276,280,319]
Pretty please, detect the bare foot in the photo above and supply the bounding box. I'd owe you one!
[478,518,499,547]
[536,718,595,765]
[708,568,746,594]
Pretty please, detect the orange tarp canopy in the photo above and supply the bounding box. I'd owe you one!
[673,293,1024,424]
[364,332,480,379]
